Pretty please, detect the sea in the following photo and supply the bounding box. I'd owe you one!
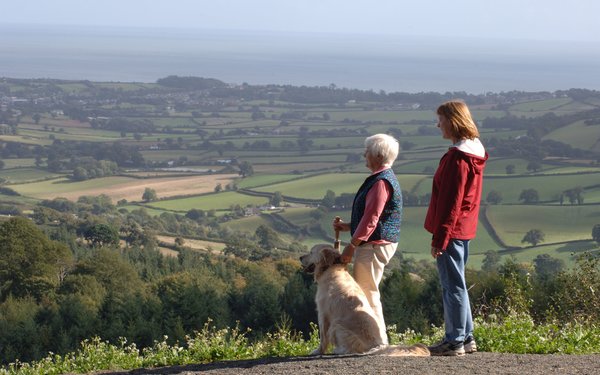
[1,24,600,94]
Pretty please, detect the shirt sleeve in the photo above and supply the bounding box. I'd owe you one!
[352,180,392,243]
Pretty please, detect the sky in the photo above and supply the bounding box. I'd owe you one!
[5,0,600,42]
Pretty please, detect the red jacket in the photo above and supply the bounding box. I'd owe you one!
[424,146,488,250]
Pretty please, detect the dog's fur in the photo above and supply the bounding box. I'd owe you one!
[300,244,429,356]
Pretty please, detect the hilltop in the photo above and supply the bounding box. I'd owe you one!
[1,77,600,368]
[111,352,600,375]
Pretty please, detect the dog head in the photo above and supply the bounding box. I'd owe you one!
[300,244,341,279]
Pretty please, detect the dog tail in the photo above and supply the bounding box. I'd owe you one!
[372,343,430,357]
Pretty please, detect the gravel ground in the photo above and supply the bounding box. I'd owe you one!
[107,352,600,375]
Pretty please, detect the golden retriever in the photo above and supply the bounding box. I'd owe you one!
[300,244,429,356]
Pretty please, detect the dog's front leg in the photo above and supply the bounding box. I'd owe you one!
[311,316,330,355]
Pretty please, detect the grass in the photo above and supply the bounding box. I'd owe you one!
[220,215,289,238]
[508,98,573,113]
[236,174,303,189]
[543,120,600,152]
[147,192,269,212]
[479,241,600,266]
[476,173,600,204]
[3,314,599,374]
[486,205,600,247]
[0,159,37,169]
[0,169,63,184]
[253,173,427,200]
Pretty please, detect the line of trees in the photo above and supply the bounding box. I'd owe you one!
[1,211,599,364]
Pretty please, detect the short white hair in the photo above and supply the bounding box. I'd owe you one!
[365,134,399,166]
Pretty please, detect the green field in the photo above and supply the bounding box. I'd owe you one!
[470,240,600,268]
[487,204,598,247]
[543,120,600,152]
[407,173,600,204]
[236,174,305,189]
[508,98,573,113]
[1,168,63,184]
[147,191,270,212]
[252,173,428,200]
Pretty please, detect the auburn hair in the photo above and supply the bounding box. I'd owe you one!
[436,101,480,140]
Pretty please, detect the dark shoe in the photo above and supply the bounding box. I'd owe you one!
[464,336,477,353]
[428,340,465,356]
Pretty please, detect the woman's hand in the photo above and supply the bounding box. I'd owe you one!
[332,218,351,232]
[340,244,355,264]
[431,246,444,259]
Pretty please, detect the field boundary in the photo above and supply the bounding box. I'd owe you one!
[480,205,515,250]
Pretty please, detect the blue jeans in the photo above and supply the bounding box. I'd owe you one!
[436,239,473,344]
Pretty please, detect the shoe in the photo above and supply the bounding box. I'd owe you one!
[464,336,477,353]
[428,340,465,356]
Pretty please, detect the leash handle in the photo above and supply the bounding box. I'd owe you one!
[334,216,341,251]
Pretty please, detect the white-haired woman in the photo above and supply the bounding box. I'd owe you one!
[333,133,403,345]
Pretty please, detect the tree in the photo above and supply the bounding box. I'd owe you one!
[522,229,545,246]
[0,217,72,301]
[72,167,89,181]
[482,250,501,272]
[519,188,539,204]
[255,225,280,250]
[593,224,600,246]
[533,254,564,278]
[321,190,336,208]
[142,187,157,202]
[486,190,503,205]
[401,141,416,151]
[185,208,206,221]
[32,113,41,124]
[505,164,516,175]
[297,138,313,154]
[270,191,283,207]
[214,183,222,193]
[84,223,120,247]
[527,160,542,173]
[238,161,254,178]
[228,266,282,334]
[564,187,584,205]
[310,207,326,220]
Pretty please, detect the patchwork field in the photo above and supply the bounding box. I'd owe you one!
[2,88,599,270]
[10,174,238,202]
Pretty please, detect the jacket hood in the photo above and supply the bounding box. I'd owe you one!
[452,138,485,157]
[450,138,487,173]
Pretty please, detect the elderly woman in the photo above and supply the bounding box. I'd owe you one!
[333,133,402,345]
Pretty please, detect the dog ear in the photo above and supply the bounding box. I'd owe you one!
[321,247,339,266]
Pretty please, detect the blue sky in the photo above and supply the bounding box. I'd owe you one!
[5,0,600,42]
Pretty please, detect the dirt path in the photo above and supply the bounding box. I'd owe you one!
[109,352,600,375]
